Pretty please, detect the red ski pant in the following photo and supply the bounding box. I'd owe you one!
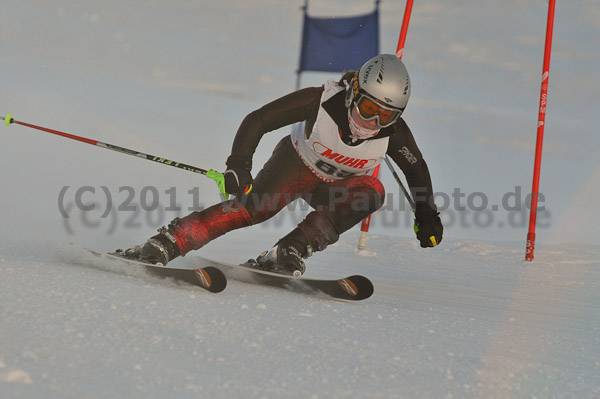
[171,137,385,256]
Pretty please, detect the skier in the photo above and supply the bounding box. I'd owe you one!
[117,54,443,276]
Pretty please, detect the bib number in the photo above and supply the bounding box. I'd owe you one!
[315,160,354,179]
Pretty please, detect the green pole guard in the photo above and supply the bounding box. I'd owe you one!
[206,169,229,200]
[4,114,13,127]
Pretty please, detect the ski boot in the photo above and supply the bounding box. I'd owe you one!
[250,228,312,277]
[114,227,180,266]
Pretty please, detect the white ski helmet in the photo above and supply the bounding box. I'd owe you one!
[345,54,411,127]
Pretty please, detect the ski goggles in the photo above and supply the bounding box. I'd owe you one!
[354,92,403,128]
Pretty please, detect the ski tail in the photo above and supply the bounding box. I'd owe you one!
[85,249,227,293]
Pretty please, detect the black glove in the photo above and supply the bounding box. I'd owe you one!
[414,211,443,248]
[224,156,253,198]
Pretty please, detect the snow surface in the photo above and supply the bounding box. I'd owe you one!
[1,235,599,399]
[1,0,600,398]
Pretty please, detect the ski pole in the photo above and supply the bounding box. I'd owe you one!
[383,156,437,247]
[384,156,415,211]
[2,114,228,199]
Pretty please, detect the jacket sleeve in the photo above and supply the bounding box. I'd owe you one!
[386,119,438,219]
[227,86,323,167]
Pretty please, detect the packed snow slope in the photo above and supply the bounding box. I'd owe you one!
[1,234,599,399]
[1,0,599,398]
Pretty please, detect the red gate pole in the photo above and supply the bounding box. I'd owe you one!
[526,0,556,261]
[394,0,414,59]
[358,0,414,250]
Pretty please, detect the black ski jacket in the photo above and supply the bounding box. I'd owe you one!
[228,85,438,218]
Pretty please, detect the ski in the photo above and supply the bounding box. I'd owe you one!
[197,256,374,301]
[86,249,227,293]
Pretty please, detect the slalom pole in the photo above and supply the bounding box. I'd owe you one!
[1,114,228,199]
[394,0,414,59]
[525,0,556,261]
[358,0,414,250]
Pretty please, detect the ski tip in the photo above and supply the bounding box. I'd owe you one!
[196,266,227,293]
[338,275,374,300]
